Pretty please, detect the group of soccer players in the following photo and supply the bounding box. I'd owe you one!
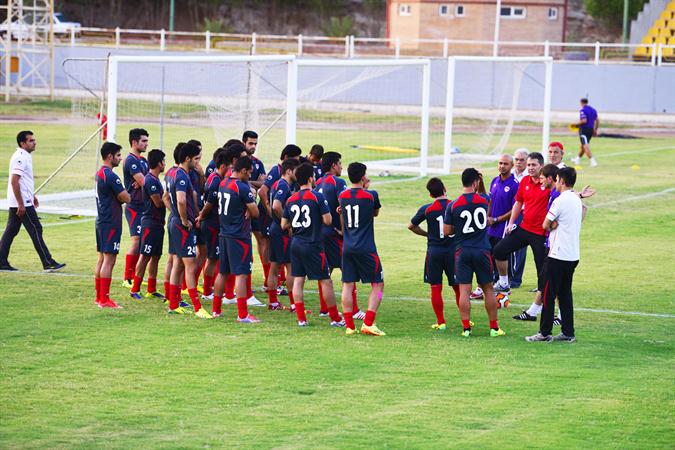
[94,128,386,336]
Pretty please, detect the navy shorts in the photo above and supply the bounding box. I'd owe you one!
[257,204,272,236]
[219,236,253,275]
[169,220,197,258]
[140,226,164,257]
[290,241,330,280]
[454,246,493,285]
[96,224,122,254]
[201,221,220,260]
[322,229,343,270]
[579,128,593,145]
[342,251,383,284]
[424,246,455,286]
[124,205,143,237]
[269,228,291,264]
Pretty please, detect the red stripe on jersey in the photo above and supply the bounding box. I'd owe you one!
[338,190,352,200]
[175,223,189,247]
[451,194,469,210]
[323,175,336,186]
[272,180,279,190]
[425,199,445,215]
[302,190,318,202]
[370,253,380,273]
[96,167,107,182]
[472,193,489,205]
[226,179,239,193]
[355,189,374,201]
[236,239,250,262]
[320,252,326,270]
[206,172,219,186]
[127,206,137,224]
[106,228,116,242]
[142,227,151,241]
[288,192,301,203]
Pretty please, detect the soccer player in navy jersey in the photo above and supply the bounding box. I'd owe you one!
[213,156,260,322]
[444,168,505,337]
[309,144,324,180]
[281,163,344,327]
[408,177,458,330]
[95,142,130,308]
[121,128,149,288]
[339,162,386,336]
[267,158,300,310]
[167,142,211,318]
[129,149,166,300]
[184,139,207,295]
[161,143,183,303]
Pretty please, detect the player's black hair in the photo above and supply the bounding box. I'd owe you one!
[281,157,300,175]
[223,138,243,150]
[225,141,247,164]
[281,144,302,160]
[527,152,544,165]
[173,142,186,164]
[16,130,34,146]
[101,142,122,160]
[128,128,149,146]
[299,156,309,165]
[178,142,201,163]
[147,149,165,169]
[541,163,559,180]
[215,148,229,168]
[426,177,445,198]
[310,144,324,158]
[295,163,315,186]
[557,167,577,187]
[242,130,258,142]
[347,162,367,184]
[580,98,589,104]
[187,139,202,148]
[212,146,224,163]
[461,168,482,187]
[233,155,252,173]
[321,151,342,174]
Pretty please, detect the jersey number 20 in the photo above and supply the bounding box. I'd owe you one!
[459,208,487,233]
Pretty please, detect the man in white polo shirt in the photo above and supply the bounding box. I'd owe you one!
[0,130,65,271]
[526,167,583,343]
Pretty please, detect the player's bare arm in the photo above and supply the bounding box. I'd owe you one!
[176,191,191,229]
[281,217,290,231]
[131,172,145,190]
[150,193,164,209]
[246,201,260,220]
[408,223,428,237]
[259,184,272,215]
[272,198,284,221]
[117,190,131,204]
[443,223,454,237]
[373,207,380,218]
[10,174,25,217]
[162,190,171,210]
[250,174,264,189]
[505,200,523,234]
[321,212,331,226]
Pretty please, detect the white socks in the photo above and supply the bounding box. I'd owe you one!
[499,275,509,285]
[526,303,543,316]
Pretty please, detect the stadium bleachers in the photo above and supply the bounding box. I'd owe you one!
[634,1,675,60]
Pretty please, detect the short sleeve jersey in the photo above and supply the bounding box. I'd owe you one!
[580,105,597,130]
[339,188,381,254]
[205,160,217,179]
[283,189,330,244]
[270,178,293,227]
[313,163,323,181]
[164,166,177,221]
[488,174,519,238]
[264,164,282,190]
[202,172,221,225]
[315,174,348,229]
[251,156,266,182]
[169,167,196,223]
[446,193,490,250]
[96,166,125,228]
[123,153,149,206]
[141,172,165,227]
[219,177,255,239]
[410,198,453,249]
[514,175,551,236]
[189,169,203,209]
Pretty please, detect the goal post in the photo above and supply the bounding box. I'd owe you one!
[443,56,553,171]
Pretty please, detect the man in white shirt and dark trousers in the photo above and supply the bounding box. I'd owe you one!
[526,167,583,343]
[0,131,65,271]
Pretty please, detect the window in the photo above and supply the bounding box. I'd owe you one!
[456,5,465,17]
[439,4,449,16]
[500,6,526,19]
[399,4,412,16]
[548,7,558,20]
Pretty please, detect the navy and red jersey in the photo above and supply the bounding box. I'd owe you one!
[270,178,293,226]
[164,166,177,221]
[96,166,125,228]
[219,177,256,239]
[410,198,453,249]
[282,188,330,244]
[315,174,347,230]
[515,175,551,236]
[313,163,323,181]
[202,171,221,224]
[445,193,490,249]
[339,188,381,254]
[205,159,217,178]
[141,172,165,228]
[122,153,148,206]
[264,163,282,190]
[169,167,197,224]
[250,156,266,182]
[189,168,204,209]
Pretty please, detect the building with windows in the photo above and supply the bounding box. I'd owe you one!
[386,0,568,51]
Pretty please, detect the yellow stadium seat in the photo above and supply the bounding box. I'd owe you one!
[662,47,674,58]
[668,2,675,12]
[655,19,667,28]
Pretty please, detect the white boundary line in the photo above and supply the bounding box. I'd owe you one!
[1,270,673,319]
[602,145,675,158]
[588,187,675,208]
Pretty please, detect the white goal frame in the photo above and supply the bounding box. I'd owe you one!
[443,56,553,172]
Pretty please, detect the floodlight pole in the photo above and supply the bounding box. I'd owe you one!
[622,0,629,44]
[169,0,175,32]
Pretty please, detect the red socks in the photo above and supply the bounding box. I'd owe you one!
[246,274,253,298]
[364,310,376,327]
[462,319,471,330]
[352,286,360,312]
[147,277,157,294]
[100,277,112,302]
[124,254,139,281]
[169,284,179,309]
[261,257,270,285]
[225,274,236,298]
[131,275,143,293]
[164,281,170,299]
[95,277,101,303]
[452,284,460,306]
[288,290,295,306]
[328,305,341,322]
[181,273,187,291]
[430,284,445,325]
[295,301,307,322]
[344,311,355,330]
[318,283,328,313]
[188,288,202,312]
[490,320,499,330]
[237,297,248,319]
[213,295,222,315]
[279,266,286,285]
[203,274,215,296]
[268,288,278,305]
[194,266,203,287]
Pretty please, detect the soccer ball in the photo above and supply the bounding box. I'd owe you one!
[496,293,510,309]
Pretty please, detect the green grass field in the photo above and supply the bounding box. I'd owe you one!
[1,111,674,448]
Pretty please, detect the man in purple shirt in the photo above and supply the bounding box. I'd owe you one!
[571,98,599,167]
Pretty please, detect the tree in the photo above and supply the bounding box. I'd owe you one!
[583,0,649,32]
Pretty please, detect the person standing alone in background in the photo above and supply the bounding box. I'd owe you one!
[571,98,599,167]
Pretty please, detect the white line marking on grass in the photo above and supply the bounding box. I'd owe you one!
[603,146,675,158]
[589,187,675,208]
[371,176,424,186]
[42,218,96,227]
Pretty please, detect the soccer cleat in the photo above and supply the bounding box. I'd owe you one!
[552,333,576,342]
[181,289,189,296]
[0,263,18,271]
[589,157,598,168]
[144,291,165,300]
[461,329,471,338]
[201,293,214,301]
[99,299,122,309]
[277,285,288,296]
[261,285,269,293]
[319,311,330,317]
[168,306,192,315]
[469,288,484,300]
[493,281,510,293]
[247,295,266,307]
[431,323,447,331]
[129,292,143,300]
[194,308,213,319]
[528,287,538,293]
[268,302,286,311]
[496,293,510,309]
[553,316,562,326]
[179,301,193,309]
[298,320,308,327]
[44,262,66,271]
[330,320,346,327]
[223,297,237,305]
[345,328,358,336]
[237,314,261,323]
[121,279,133,288]
[361,323,386,336]
[353,310,366,320]
[571,156,581,165]
[490,328,506,337]
[212,312,223,318]
[513,311,537,321]
[525,333,553,342]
